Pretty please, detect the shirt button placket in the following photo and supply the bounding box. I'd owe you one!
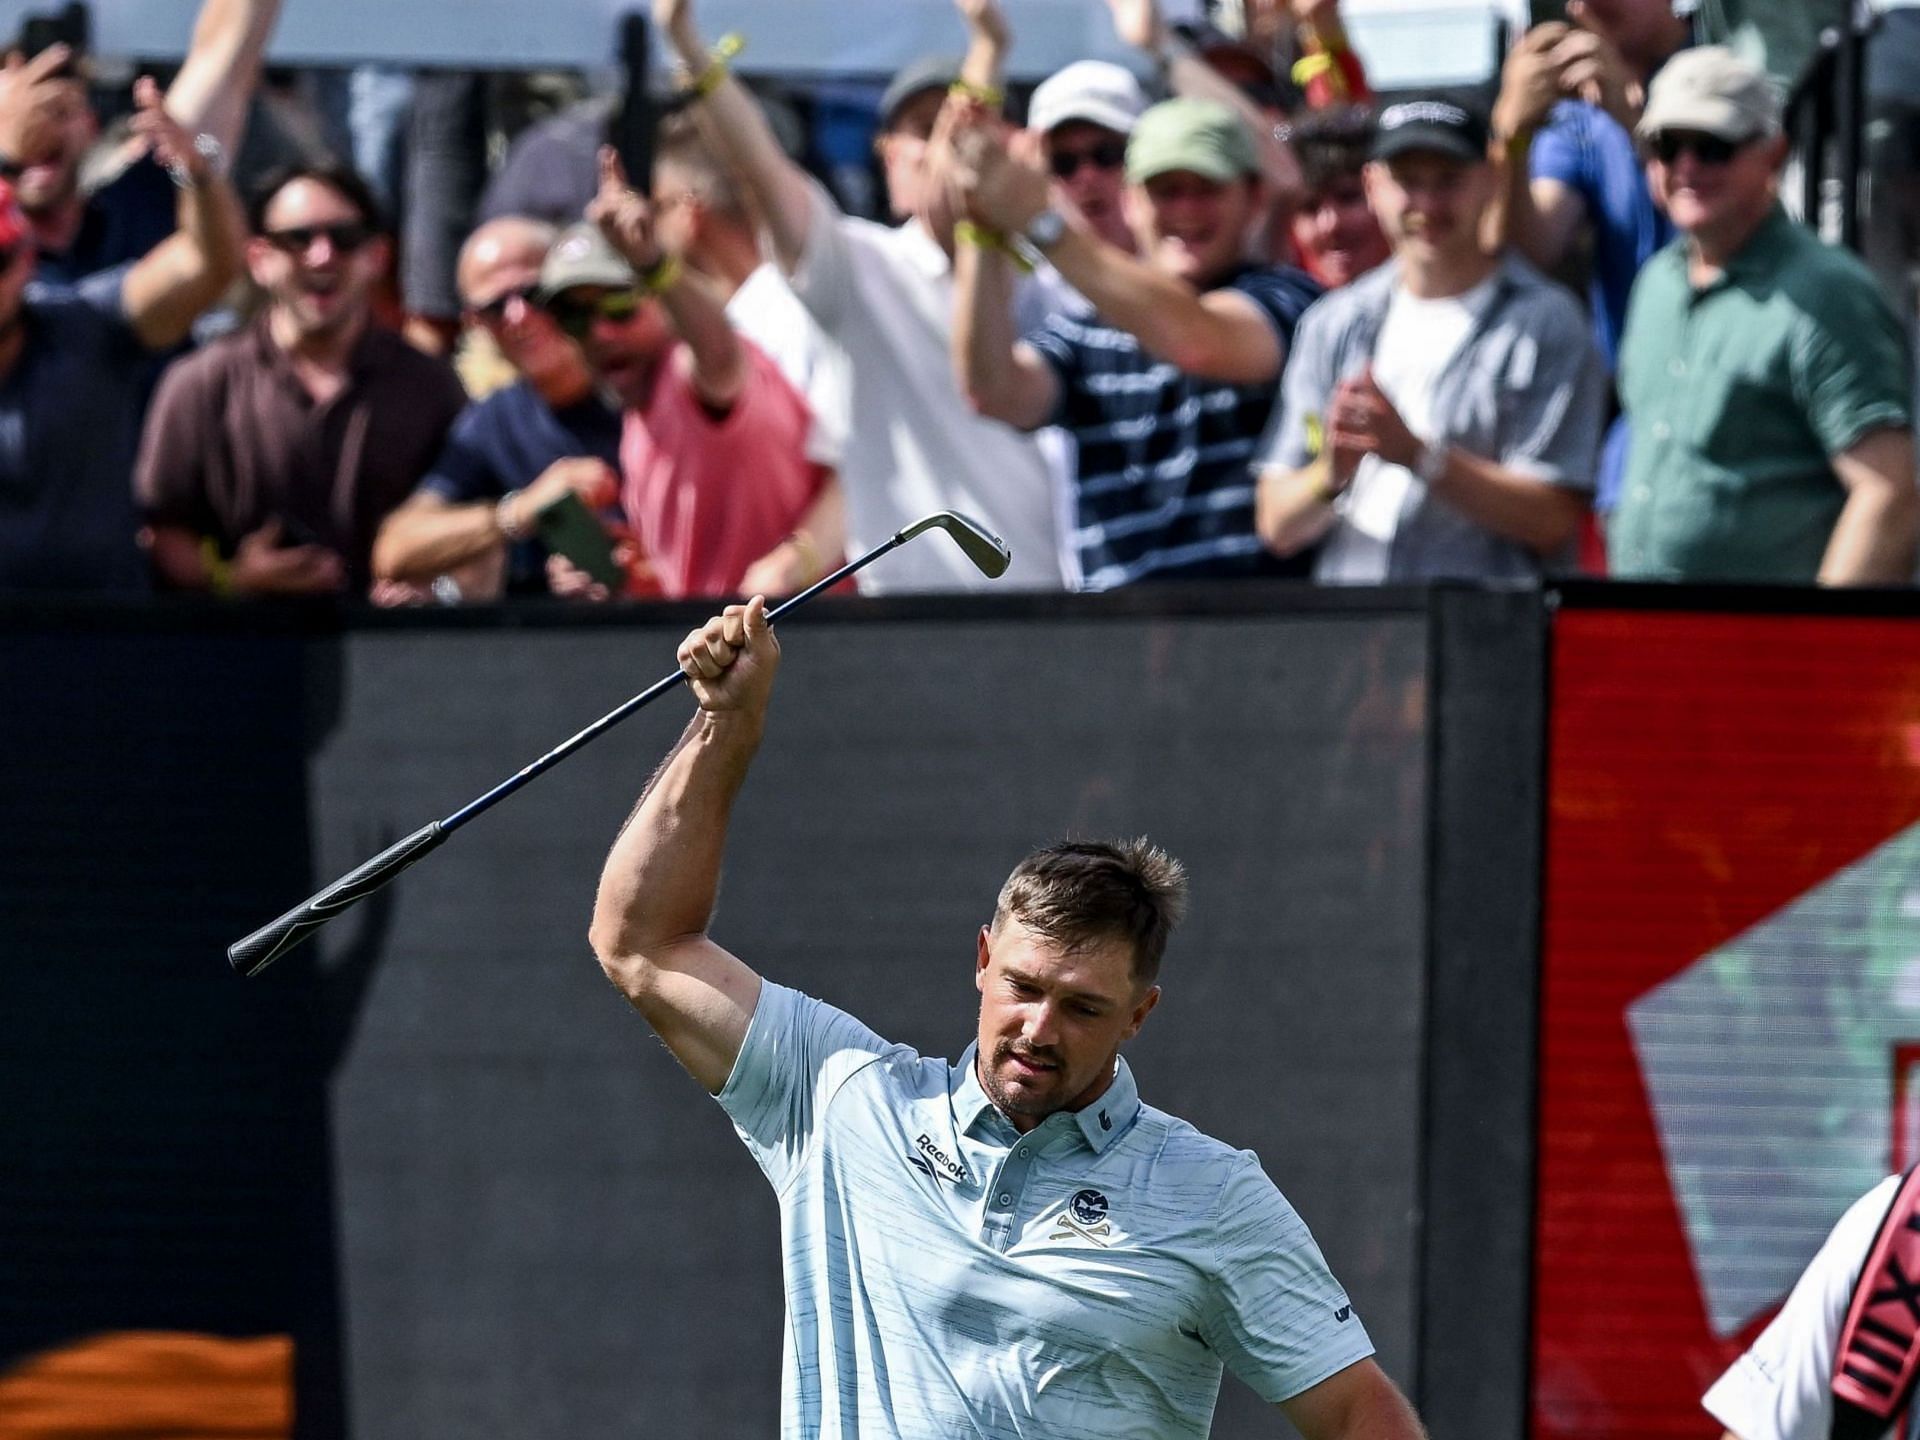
[983,1144,1035,1252]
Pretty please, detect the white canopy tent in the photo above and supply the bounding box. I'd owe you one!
[0,0,1511,86]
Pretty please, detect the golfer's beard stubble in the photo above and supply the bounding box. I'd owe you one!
[982,1039,1065,1119]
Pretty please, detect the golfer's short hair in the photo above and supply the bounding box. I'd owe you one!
[1292,105,1375,196]
[993,838,1189,984]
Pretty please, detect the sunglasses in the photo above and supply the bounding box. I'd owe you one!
[262,221,377,255]
[1650,131,1750,166]
[470,282,539,323]
[548,289,642,337]
[1050,141,1128,179]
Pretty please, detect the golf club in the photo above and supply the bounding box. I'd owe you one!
[228,510,1010,978]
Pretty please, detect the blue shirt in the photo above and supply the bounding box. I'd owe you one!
[1531,99,1674,369]
[1025,265,1322,589]
[35,158,177,288]
[718,981,1374,1439]
[418,378,623,592]
[0,270,151,592]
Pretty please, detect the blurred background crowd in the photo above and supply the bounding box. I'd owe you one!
[1,0,1915,603]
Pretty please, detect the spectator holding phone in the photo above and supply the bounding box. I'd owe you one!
[370,216,625,600]
[1,0,281,285]
[0,79,246,593]
[137,163,468,596]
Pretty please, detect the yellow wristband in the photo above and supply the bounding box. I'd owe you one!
[948,79,1004,107]
[199,536,233,597]
[691,32,745,99]
[637,253,683,296]
[954,219,1035,275]
[1290,53,1337,87]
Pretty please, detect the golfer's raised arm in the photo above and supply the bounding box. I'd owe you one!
[589,598,776,1093]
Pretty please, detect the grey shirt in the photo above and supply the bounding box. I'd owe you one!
[1257,254,1605,583]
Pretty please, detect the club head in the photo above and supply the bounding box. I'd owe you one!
[899,511,1011,579]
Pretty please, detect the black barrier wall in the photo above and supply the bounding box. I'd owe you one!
[0,589,1545,1439]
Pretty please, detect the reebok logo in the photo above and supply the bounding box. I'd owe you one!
[908,1133,968,1186]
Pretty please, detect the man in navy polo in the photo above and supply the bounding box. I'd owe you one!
[588,596,1428,1439]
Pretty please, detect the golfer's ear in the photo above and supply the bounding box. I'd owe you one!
[1125,985,1161,1039]
[976,924,993,979]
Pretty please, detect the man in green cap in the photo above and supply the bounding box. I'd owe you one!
[950,96,1322,588]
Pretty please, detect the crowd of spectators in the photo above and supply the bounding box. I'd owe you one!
[1,0,1917,602]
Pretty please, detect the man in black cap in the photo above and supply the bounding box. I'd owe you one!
[1256,94,1604,583]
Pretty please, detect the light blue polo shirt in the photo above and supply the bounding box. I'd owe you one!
[717,981,1374,1438]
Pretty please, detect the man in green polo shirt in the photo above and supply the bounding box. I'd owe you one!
[1611,47,1917,585]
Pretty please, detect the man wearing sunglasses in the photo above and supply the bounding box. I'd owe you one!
[0,0,281,287]
[1609,47,1919,585]
[533,150,830,602]
[952,97,1321,589]
[1027,61,1145,260]
[137,163,468,597]
[370,216,626,601]
[0,78,245,594]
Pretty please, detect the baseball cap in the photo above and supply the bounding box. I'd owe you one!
[1637,46,1781,143]
[878,55,960,133]
[1028,60,1148,137]
[1370,97,1490,164]
[535,222,634,301]
[1125,98,1260,185]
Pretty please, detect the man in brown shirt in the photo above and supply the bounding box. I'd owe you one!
[137,162,467,596]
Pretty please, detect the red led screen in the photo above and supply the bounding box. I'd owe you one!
[1536,609,1920,1438]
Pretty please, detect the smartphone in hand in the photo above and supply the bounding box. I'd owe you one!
[534,489,623,589]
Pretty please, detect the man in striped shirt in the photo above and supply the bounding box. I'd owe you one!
[952,97,1321,589]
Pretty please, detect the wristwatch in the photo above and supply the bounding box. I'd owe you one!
[1022,207,1068,251]
[1415,440,1449,485]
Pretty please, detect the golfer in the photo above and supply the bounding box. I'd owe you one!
[590,596,1427,1439]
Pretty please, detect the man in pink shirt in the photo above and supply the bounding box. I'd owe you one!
[542,149,826,600]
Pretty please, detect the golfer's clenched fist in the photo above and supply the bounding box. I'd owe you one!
[678,595,780,716]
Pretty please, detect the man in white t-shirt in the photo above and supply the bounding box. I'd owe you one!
[1255,96,1604,583]
[1704,1174,1920,1440]
[650,0,1067,594]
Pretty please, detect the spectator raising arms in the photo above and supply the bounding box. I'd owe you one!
[653,0,1067,593]
[1257,98,1604,582]
[0,0,281,286]
[371,217,625,602]
[951,98,1322,588]
[651,116,850,592]
[546,150,829,601]
[0,79,246,594]
[1488,0,1688,367]
[1609,49,1918,586]
[137,164,469,597]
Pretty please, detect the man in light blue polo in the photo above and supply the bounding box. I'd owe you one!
[589,595,1428,1439]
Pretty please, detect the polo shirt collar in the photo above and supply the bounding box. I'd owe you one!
[951,1043,1141,1154]
[250,311,384,384]
[1722,204,1795,282]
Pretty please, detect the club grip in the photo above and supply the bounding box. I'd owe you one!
[228,821,447,977]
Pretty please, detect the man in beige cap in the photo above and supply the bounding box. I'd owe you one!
[1609,46,1917,585]
[950,97,1323,588]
